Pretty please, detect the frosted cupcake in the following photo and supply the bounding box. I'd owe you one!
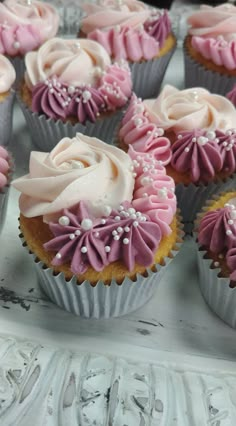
[196,191,236,328]
[80,0,176,98]
[185,3,236,95]
[0,0,59,82]
[13,133,182,318]
[18,37,132,150]
[0,55,16,146]
[119,85,236,229]
[0,146,12,233]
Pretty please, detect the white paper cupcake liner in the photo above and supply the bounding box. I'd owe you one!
[130,45,176,99]
[176,174,236,233]
[197,245,236,329]
[0,185,10,234]
[0,91,15,147]
[17,95,125,150]
[8,56,25,88]
[20,220,183,319]
[184,47,236,96]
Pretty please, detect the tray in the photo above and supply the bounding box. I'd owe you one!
[1,13,236,426]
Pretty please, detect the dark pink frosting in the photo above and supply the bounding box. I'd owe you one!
[226,248,236,282]
[217,129,236,175]
[226,85,236,107]
[171,130,222,183]
[31,62,131,122]
[144,10,171,48]
[198,205,236,253]
[44,200,162,273]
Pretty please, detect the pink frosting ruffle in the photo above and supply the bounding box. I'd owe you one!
[0,146,9,189]
[191,36,236,71]
[0,24,41,56]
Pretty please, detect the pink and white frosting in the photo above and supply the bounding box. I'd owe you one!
[0,146,10,189]
[0,54,15,93]
[25,38,132,122]
[227,84,236,107]
[120,88,236,183]
[198,196,236,282]
[0,0,59,56]
[81,0,172,61]
[13,133,177,273]
[143,85,236,132]
[188,4,236,70]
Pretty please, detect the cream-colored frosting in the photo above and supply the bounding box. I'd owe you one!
[0,54,15,92]
[13,133,135,222]
[25,37,112,89]
[0,0,59,42]
[81,0,150,34]
[143,85,236,133]
[188,3,236,42]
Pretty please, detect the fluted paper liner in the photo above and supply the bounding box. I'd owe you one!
[176,173,236,233]
[0,91,15,146]
[8,56,25,87]
[184,42,235,96]
[19,217,183,319]
[17,94,125,151]
[130,45,176,99]
[0,156,13,233]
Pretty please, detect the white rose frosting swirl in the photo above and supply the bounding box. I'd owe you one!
[143,85,236,133]
[25,38,111,90]
[13,133,135,222]
[0,54,16,92]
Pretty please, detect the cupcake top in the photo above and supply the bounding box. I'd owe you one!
[0,146,10,189]
[24,37,132,123]
[187,3,236,70]
[80,0,172,61]
[226,84,236,107]
[13,133,177,273]
[0,54,16,93]
[0,0,59,57]
[119,85,236,183]
[198,192,236,283]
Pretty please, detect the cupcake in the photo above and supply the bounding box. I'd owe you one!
[80,0,176,98]
[12,133,183,318]
[0,146,12,233]
[18,37,132,150]
[119,85,236,230]
[0,55,16,146]
[0,0,59,82]
[184,3,236,95]
[196,191,236,328]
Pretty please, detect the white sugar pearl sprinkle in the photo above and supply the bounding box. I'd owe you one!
[117,227,123,233]
[75,230,81,236]
[81,218,93,231]
[124,226,130,232]
[69,234,75,240]
[105,246,111,253]
[81,246,88,253]
[228,219,234,225]
[101,219,106,225]
[115,216,121,221]
[214,261,220,267]
[123,238,129,245]
[133,221,139,227]
[226,229,232,235]
[56,253,62,259]
[59,216,70,226]
[114,235,120,241]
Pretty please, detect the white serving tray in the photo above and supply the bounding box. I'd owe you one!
[1,38,236,426]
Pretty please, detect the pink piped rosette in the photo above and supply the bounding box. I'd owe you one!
[0,0,59,82]
[119,87,236,231]
[0,146,12,233]
[0,55,16,146]
[80,0,176,98]
[196,192,236,329]
[185,3,236,95]
[13,133,183,318]
[18,37,133,149]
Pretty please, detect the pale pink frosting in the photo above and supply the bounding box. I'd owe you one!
[119,94,172,165]
[143,85,236,133]
[0,0,59,55]
[0,146,9,189]
[188,4,236,70]
[81,0,150,34]
[188,4,236,41]
[0,54,15,92]
[88,26,159,62]
[25,38,111,90]
[129,147,176,235]
[98,62,132,110]
[12,133,135,222]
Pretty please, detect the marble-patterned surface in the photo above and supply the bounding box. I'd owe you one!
[0,335,236,426]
